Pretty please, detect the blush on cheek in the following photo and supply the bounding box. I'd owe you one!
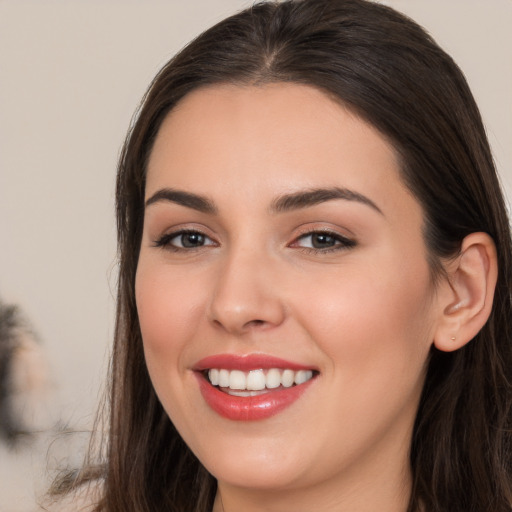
[302,264,433,370]
[136,267,207,367]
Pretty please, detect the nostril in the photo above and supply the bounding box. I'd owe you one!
[245,319,265,328]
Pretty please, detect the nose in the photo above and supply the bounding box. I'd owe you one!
[207,246,286,335]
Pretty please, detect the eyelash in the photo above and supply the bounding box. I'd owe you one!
[153,229,357,254]
[291,230,357,254]
[153,230,215,252]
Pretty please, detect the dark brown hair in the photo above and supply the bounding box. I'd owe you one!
[63,1,512,511]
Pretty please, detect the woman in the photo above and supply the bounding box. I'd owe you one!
[51,0,512,511]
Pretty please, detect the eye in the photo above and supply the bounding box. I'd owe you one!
[154,230,216,251]
[291,231,356,252]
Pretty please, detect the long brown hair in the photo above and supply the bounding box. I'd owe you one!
[63,1,512,510]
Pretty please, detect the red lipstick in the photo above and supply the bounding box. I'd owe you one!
[193,354,317,421]
[194,353,314,372]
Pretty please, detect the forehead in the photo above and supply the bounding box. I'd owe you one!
[146,83,417,221]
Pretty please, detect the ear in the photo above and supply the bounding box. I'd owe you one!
[433,232,498,352]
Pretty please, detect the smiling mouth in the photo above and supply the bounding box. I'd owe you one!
[205,368,317,396]
[194,354,319,420]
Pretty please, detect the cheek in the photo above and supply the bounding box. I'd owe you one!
[134,260,214,435]
[296,253,435,384]
[292,259,435,461]
[135,261,206,369]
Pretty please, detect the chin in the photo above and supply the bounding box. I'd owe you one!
[208,458,307,491]
[189,431,318,492]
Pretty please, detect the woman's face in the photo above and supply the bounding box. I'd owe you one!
[136,84,442,499]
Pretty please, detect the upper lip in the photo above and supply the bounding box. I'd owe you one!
[193,353,317,372]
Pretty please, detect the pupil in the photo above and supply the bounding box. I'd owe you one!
[182,233,204,247]
[312,233,335,248]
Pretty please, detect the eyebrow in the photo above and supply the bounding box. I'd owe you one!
[270,187,383,215]
[144,186,382,216]
[145,188,218,214]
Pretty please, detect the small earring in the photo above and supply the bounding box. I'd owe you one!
[450,336,456,341]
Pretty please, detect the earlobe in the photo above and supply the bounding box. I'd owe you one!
[433,232,498,352]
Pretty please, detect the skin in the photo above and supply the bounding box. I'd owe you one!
[135,83,448,512]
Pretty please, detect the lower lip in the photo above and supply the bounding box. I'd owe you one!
[196,374,315,421]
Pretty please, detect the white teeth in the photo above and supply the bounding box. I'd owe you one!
[226,389,266,397]
[229,370,246,390]
[207,368,314,391]
[247,370,266,391]
[209,368,219,386]
[295,370,311,385]
[266,368,281,389]
[218,369,230,388]
[281,369,295,388]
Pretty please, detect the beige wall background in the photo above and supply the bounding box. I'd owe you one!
[0,0,510,510]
